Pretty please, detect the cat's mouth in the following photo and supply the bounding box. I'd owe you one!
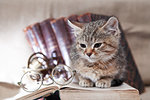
[86,57,99,63]
[80,53,100,62]
[88,59,97,63]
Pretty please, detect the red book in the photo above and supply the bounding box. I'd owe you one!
[50,18,72,66]
[24,26,41,53]
[40,19,61,57]
[31,23,48,57]
[78,13,92,23]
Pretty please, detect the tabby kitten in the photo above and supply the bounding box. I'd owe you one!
[68,16,127,88]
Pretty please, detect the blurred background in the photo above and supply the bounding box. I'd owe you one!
[0,0,150,99]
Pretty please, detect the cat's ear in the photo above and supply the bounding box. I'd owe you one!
[102,17,120,36]
[67,20,84,37]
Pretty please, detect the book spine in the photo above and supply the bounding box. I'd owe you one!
[77,13,92,23]
[40,19,65,64]
[50,18,72,66]
[67,15,78,21]
[31,23,48,57]
[24,26,41,53]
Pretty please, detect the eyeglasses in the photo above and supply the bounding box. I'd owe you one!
[18,52,76,92]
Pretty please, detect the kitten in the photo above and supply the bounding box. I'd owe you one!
[68,16,127,88]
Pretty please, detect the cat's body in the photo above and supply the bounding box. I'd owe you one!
[68,17,127,88]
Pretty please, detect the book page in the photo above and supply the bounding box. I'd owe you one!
[62,82,136,91]
[55,75,136,91]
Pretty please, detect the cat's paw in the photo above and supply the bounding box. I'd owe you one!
[79,79,94,87]
[95,79,111,88]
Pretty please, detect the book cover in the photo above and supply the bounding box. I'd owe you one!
[24,26,41,53]
[31,23,48,57]
[50,18,72,66]
[40,18,64,64]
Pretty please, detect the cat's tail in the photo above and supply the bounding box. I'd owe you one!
[111,79,124,87]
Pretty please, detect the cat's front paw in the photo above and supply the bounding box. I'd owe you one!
[79,79,94,87]
[95,79,111,88]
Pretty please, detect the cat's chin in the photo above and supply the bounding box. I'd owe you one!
[87,58,98,63]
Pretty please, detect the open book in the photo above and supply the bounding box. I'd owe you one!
[17,82,140,100]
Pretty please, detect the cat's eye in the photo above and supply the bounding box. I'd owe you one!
[80,44,86,48]
[94,43,102,48]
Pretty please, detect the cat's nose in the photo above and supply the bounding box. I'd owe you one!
[86,53,92,57]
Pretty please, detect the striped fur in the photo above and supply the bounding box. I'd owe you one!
[69,17,127,88]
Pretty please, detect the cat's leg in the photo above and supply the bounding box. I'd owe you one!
[78,76,94,87]
[95,78,113,88]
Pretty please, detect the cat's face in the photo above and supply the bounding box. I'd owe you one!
[68,17,121,62]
